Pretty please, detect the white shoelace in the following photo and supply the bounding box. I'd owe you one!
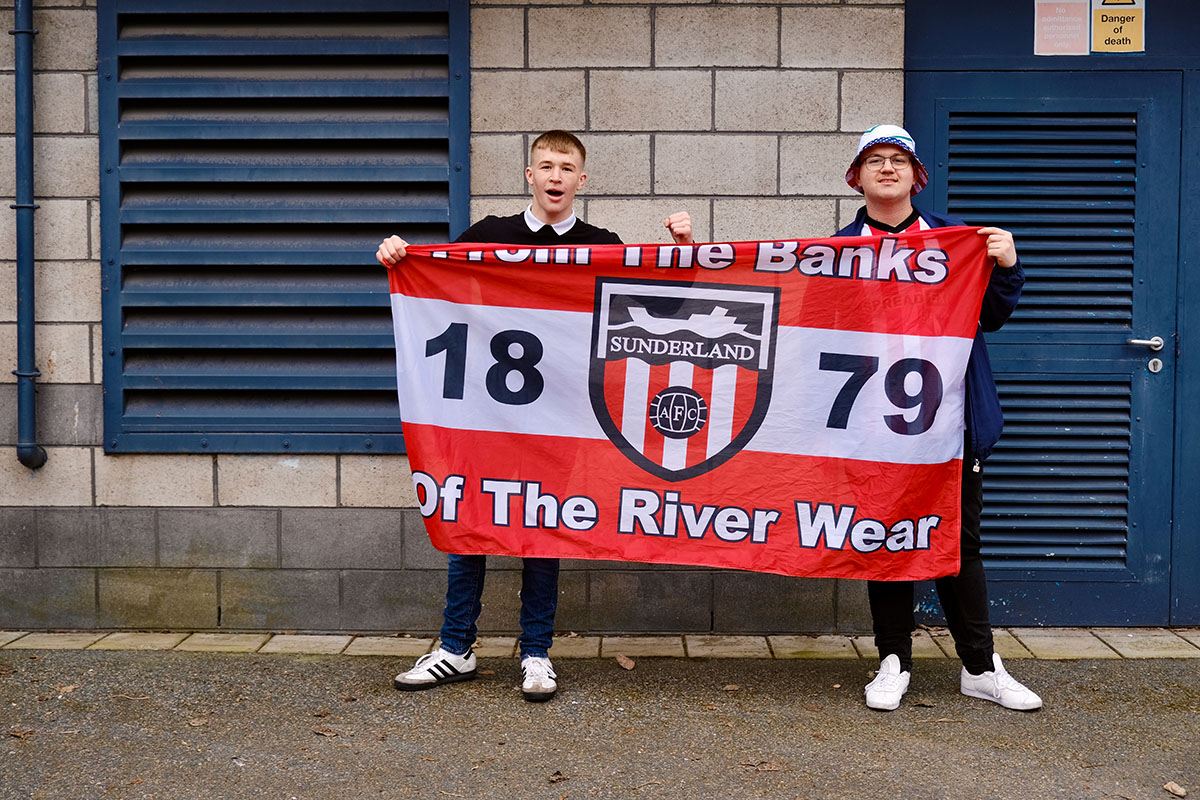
[873,671,905,691]
[989,667,1023,696]
[411,649,463,674]
[412,651,439,670]
[523,657,556,682]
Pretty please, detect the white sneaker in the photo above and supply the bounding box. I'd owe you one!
[960,653,1042,711]
[864,654,910,711]
[520,655,558,702]
[393,647,477,691]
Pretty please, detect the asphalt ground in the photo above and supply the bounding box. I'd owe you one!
[1,650,1197,800]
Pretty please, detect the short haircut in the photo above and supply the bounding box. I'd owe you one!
[529,130,586,165]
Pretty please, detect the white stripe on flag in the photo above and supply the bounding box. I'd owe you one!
[707,363,738,459]
[621,358,650,454]
[392,295,970,465]
[661,361,694,471]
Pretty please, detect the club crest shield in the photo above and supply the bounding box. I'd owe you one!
[590,278,780,481]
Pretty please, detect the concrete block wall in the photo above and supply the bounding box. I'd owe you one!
[468,0,905,242]
[0,0,900,635]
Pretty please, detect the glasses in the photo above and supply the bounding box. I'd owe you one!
[861,154,912,170]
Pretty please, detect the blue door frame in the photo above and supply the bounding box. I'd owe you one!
[1173,73,1200,624]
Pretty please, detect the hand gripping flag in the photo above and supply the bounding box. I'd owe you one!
[388,229,993,580]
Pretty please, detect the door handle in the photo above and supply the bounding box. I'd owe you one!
[1127,336,1164,352]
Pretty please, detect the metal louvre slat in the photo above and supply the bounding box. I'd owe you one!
[103,1,468,450]
[948,171,1133,184]
[948,156,1136,168]
[117,80,450,99]
[120,208,448,224]
[114,0,452,14]
[116,38,450,57]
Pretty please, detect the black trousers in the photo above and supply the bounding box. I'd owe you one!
[867,456,995,675]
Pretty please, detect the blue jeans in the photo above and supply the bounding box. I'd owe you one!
[439,553,559,659]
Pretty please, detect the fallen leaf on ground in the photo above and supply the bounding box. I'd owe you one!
[548,770,568,783]
[1164,782,1187,798]
[740,760,783,772]
[312,709,330,718]
[54,685,78,694]
[911,697,937,708]
[312,726,338,738]
[187,718,207,727]
[479,669,495,676]
[7,729,35,739]
[722,684,740,692]
[832,684,841,689]
[615,654,635,670]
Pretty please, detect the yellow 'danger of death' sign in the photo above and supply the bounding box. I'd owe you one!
[1091,0,1145,53]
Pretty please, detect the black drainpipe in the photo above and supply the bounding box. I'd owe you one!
[11,0,46,469]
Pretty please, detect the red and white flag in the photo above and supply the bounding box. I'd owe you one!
[388,228,992,580]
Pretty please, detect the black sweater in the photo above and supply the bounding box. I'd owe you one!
[455,212,622,246]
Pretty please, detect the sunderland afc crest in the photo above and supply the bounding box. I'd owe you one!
[590,278,780,481]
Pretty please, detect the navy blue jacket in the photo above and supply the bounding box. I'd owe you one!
[834,206,1024,462]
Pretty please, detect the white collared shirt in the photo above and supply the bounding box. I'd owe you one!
[524,205,577,235]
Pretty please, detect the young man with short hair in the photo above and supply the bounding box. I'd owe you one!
[377,129,692,702]
[835,124,1042,712]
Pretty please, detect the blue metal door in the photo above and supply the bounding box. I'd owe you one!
[906,71,1181,625]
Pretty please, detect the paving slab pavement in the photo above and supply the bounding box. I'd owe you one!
[1,648,1197,800]
[4,629,1200,661]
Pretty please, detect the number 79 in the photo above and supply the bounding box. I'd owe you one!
[818,352,943,435]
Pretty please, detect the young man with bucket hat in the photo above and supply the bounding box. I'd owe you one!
[834,124,1042,713]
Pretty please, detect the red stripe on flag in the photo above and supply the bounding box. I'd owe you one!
[402,423,964,581]
[394,229,992,340]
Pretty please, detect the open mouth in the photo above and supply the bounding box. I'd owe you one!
[545,189,564,199]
